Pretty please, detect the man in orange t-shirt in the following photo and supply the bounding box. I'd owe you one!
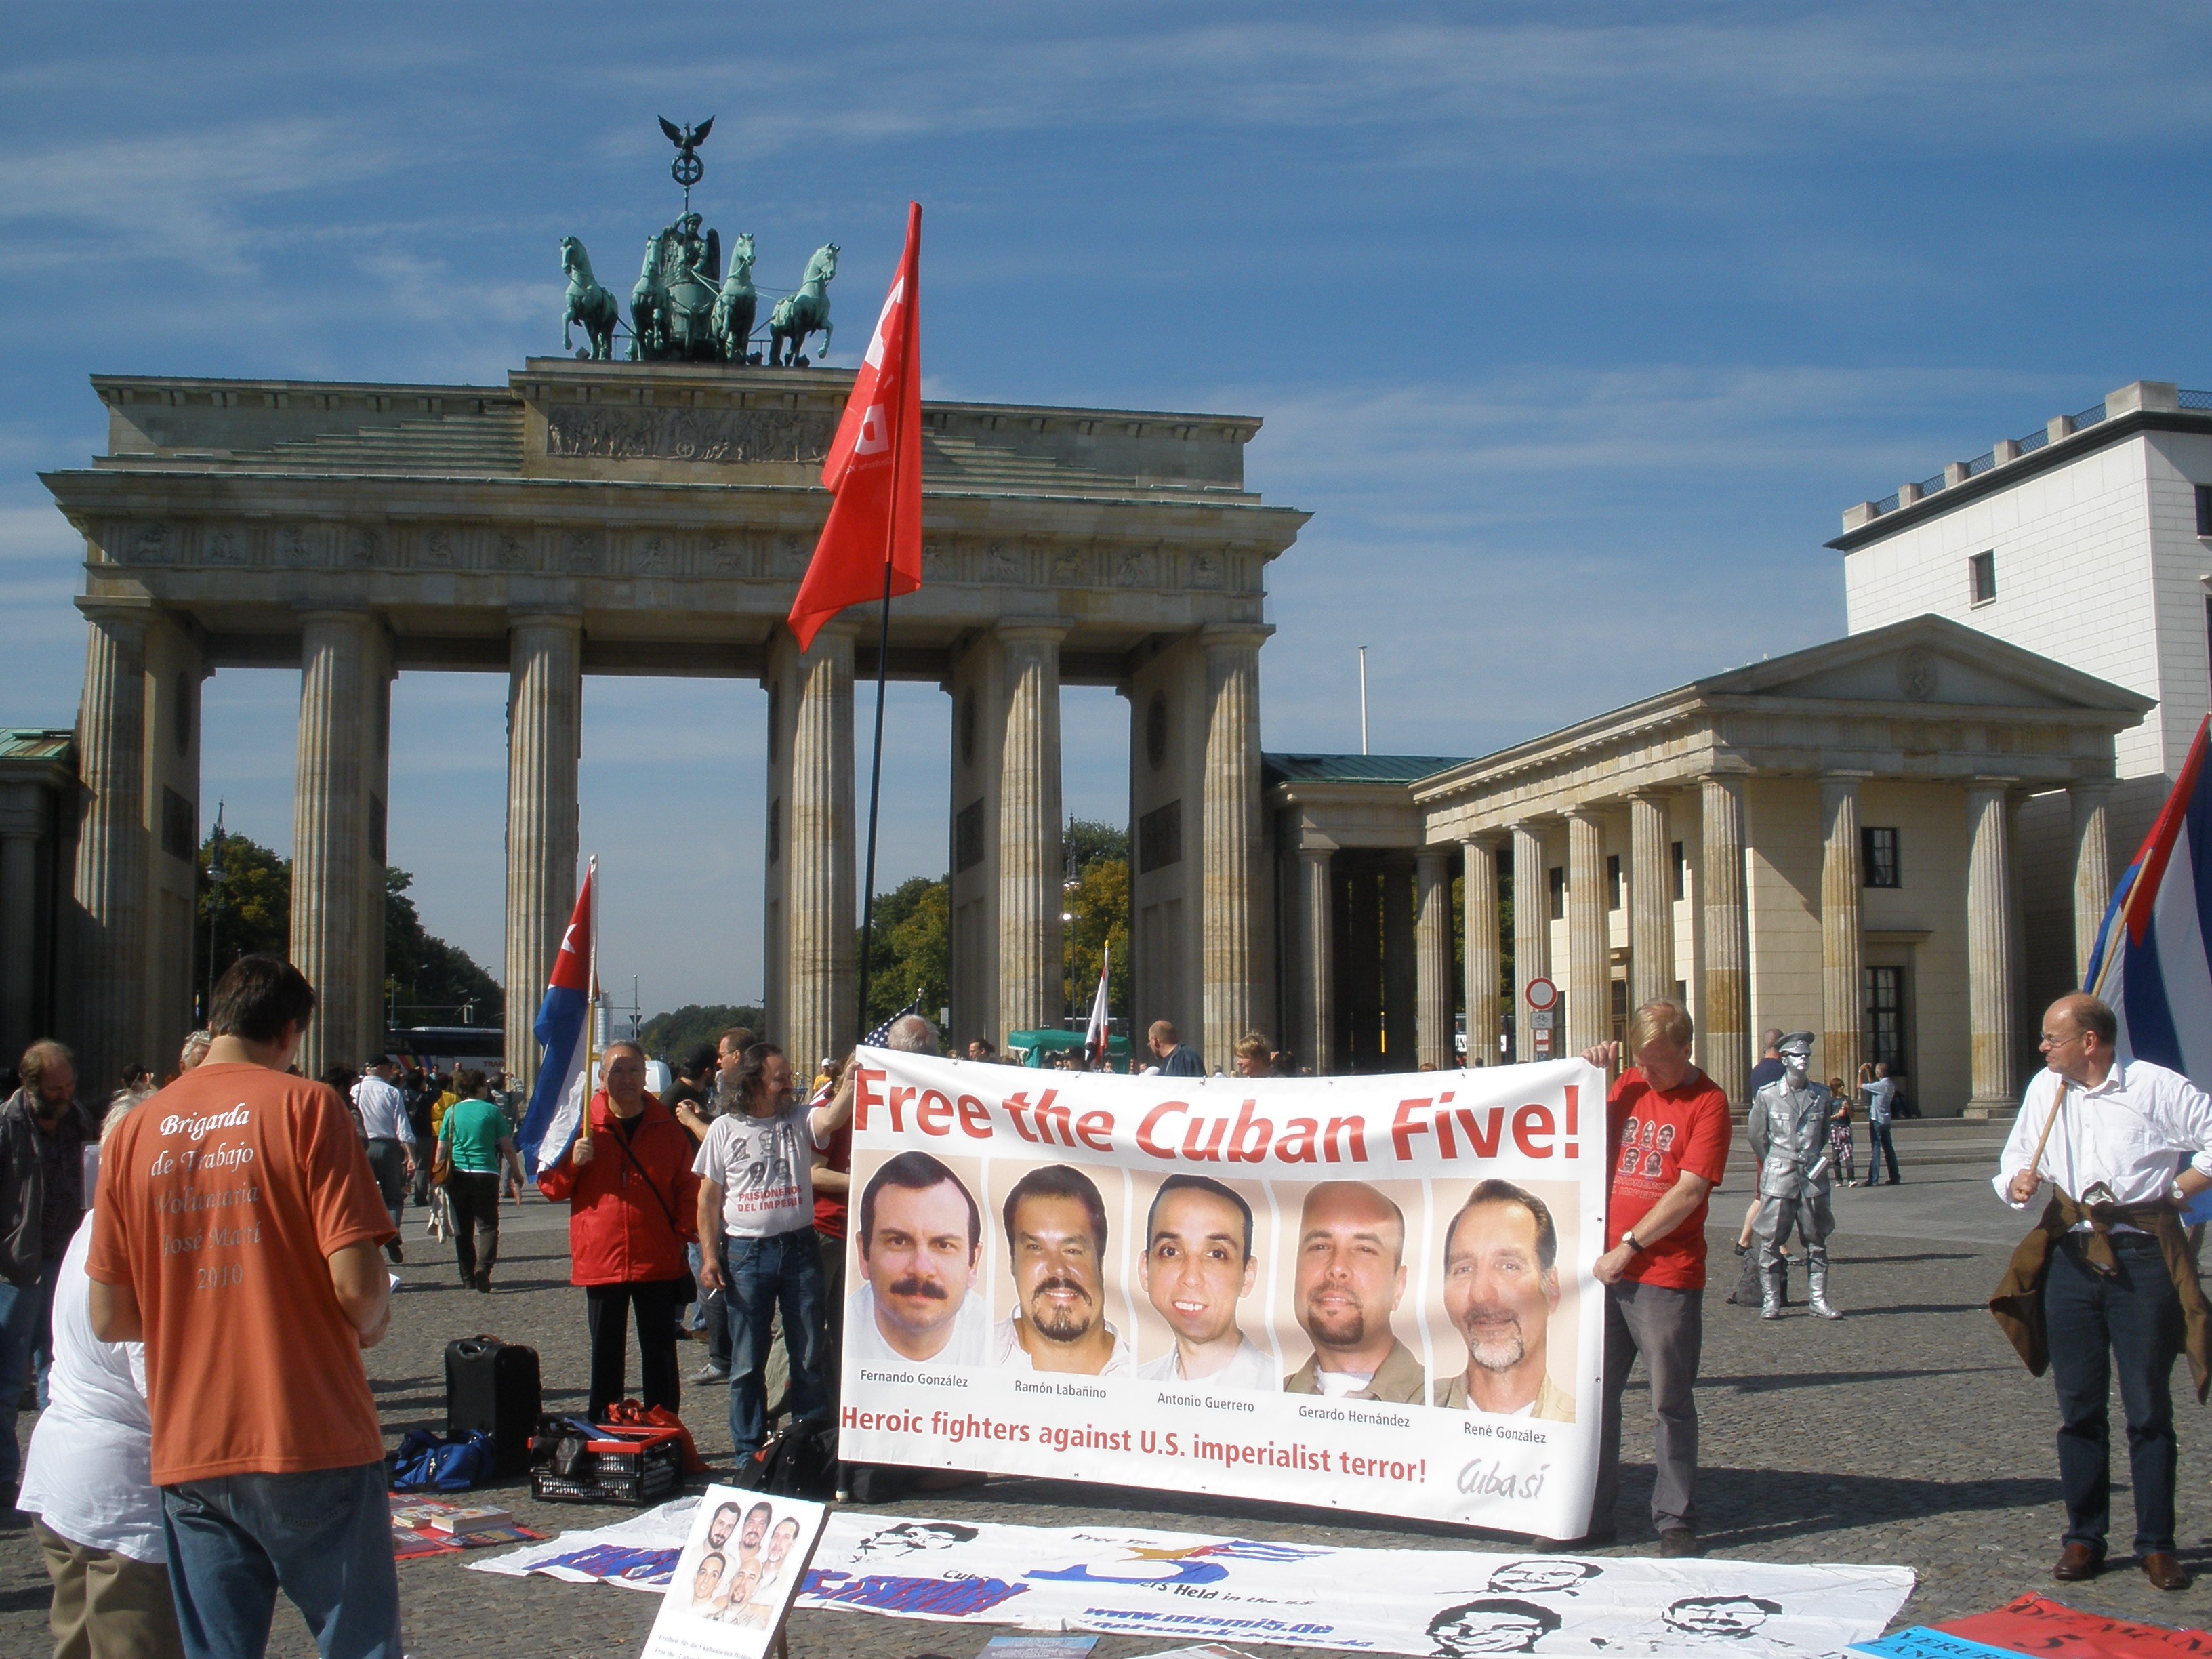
[1581,999,1731,1560]
[87,956,401,1659]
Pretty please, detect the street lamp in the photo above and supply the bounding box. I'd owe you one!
[203,802,227,1021]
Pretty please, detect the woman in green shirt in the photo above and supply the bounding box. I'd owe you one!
[436,1069,527,1292]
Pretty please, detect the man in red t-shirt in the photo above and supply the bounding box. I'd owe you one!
[1582,999,1732,1559]
[87,955,399,1659]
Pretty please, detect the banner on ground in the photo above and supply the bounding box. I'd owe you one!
[838,1051,1607,1537]
[793,1513,1913,1659]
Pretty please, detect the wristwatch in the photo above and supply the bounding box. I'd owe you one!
[1622,1231,1645,1254]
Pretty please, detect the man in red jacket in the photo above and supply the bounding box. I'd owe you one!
[539,1042,701,1420]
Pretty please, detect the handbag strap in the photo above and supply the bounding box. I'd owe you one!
[604,1116,687,1243]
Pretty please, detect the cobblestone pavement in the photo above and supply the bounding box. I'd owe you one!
[5,1120,2208,1656]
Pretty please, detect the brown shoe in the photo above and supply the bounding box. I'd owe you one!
[2052,1541,2102,1582]
[2141,1552,2190,1591]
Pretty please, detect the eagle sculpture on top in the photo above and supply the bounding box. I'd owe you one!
[659,115,713,156]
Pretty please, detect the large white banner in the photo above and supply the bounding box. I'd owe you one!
[838,1052,1607,1538]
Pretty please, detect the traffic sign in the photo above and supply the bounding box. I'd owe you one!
[1524,976,1559,1012]
[1530,1010,1554,1030]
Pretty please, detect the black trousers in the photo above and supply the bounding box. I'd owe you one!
[584,1279,684,1422]
[2044,1233,2184,1556]
[445,1172,501,1285]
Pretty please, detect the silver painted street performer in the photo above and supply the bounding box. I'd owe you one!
[1988,992,2212,1594]
[1745,1031,1839,1321]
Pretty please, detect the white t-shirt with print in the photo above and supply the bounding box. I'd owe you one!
[693,1103,821,1239]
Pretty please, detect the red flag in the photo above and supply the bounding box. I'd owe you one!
[788,201,922,651]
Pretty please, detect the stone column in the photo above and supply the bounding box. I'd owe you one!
[504,613,582,1090]
[1627,792,1674,1011]
[1510,822,1549,1061]
[0,786,45,1064]
[1967,781,2020,1116]
[787,628,856,1078]
[1415,851,1453,1069]
[996,623,1065,1037]
[357,632,394,1064]
[293,611,383,1078]
[1200,630,1265,1067]
[73,605,150,1094]
[2070,782,2114,985]
[1699,775,1750,1104]
[1382,863,1416,1065]
[1565,809,1609,1057]
[1462,837,1501,1067]
[1295,847,1334,1073]
[1819,775,1866,1084]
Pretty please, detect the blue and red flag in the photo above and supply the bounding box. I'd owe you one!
[2083,713,2212,1086]
[518,861,596,1176]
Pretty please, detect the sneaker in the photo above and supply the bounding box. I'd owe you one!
[1659,1527,1702,1559]
[691,1364,729,1385]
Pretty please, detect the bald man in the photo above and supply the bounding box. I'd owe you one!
[1283,1180,1425,1402]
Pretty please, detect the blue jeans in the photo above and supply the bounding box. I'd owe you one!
[688,1242,731,1370]
[724,1228,828,1456]
[0,1258,60,1484]
[1865,1120,1900,1183]
[160,1462,402,1659]
[2045,1234,2184,1557]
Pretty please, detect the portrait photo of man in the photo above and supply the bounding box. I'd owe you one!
[1427,1597,1563,1656]
[1135,1174,1277,1389]
[992,1164,1133,1375]
[852,1519,979,1561]
[848,1151,990,1367]
[1434,1179,1575,1422]
[1284,1180,1426,1401]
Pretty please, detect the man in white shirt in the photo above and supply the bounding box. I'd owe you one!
[1134,1175,1274,1389]
[846,1151,989,1368]
[350,1057,415,1263]
[991,1164,1131,1375]
[1994,993,2212,1593]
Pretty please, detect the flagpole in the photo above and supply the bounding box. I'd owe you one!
[579,855,598,1147]
[856,542,896,1041]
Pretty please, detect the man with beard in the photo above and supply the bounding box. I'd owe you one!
[1435,1181,1574,1421]
[992,1164,1131,1374]
[1284,1180,1425,1401]
[1135,1175,1275,1388]
[848,1151,989,1366]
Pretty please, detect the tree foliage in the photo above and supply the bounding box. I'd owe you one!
[1063,853,1129,1027]
[1063,817,1127,878]
[384,867,502,1024]
[639,1003,768,1063]
[858,874,950,1035]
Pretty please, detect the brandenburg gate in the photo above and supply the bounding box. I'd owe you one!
[42,360,1307,1090]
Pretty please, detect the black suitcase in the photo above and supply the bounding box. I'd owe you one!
[445,1336,541,1477]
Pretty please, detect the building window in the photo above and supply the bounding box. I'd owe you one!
[1968,550,1996,607]
[1610,977,1629,1044]
[1606,853,1624,911]
[1547,866,1565,921]
[1862,826,1900,888]
[1864,965,1906,1073]
[1669,840,1686,901]
[2197,483,2212,536]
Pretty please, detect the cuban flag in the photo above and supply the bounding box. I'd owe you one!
[518,863,596,1176]
[2083,714,2212,1085]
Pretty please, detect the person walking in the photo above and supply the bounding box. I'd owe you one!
[537,1041,699,1421]
[0,1039,98,1504]
[86,954,402,1659]
[18,1094,186,1659]
[434,1069,525,1293]
[1826,1078,1856,1187]
[1856,1061,1900,1186]
[1990,993,2212,1593]
[1581,1002,1732,1557]
[349,1057,415,1262]
[694,1040,861,1460]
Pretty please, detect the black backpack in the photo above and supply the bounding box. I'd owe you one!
[737,1420,838,1498]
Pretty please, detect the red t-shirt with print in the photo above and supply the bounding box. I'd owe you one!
[1605,1067,1732,1290]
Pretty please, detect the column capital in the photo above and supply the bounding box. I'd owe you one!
[1198,622,1274,651]
[1967,775,2025,793]
[1416,846,1450,871]
[1459,829,1504,850]
[994,617,1071,645]
[1296,842,1335,863]
[506,606,584,632]
[2068,776,2118,799]
[74,596,155,640]
[1625,786,1674,806]
[1818,769,1874,785]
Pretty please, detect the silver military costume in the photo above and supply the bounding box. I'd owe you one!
[1746,1031,1840,1319]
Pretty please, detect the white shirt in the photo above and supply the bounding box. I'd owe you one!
[693,1104,821,1239]
[352,1074,413,1143]
[1861,1076,1896,1124]
[1312,1368,1375,1398]
[17,1216,164,1563]
[992,1313,1134,1376]
[1135,1333,1278,1391]
[846,1283,991,1368]
[1995,1060,2212,1225]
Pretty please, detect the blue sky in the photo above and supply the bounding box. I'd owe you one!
[6,3,2212,1017]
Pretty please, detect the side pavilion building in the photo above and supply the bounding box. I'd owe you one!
[1267,616,2150,1117]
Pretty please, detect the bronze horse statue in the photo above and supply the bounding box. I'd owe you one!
[712,232,758,363]
[769,243,838,366]
[559,237,619,360]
